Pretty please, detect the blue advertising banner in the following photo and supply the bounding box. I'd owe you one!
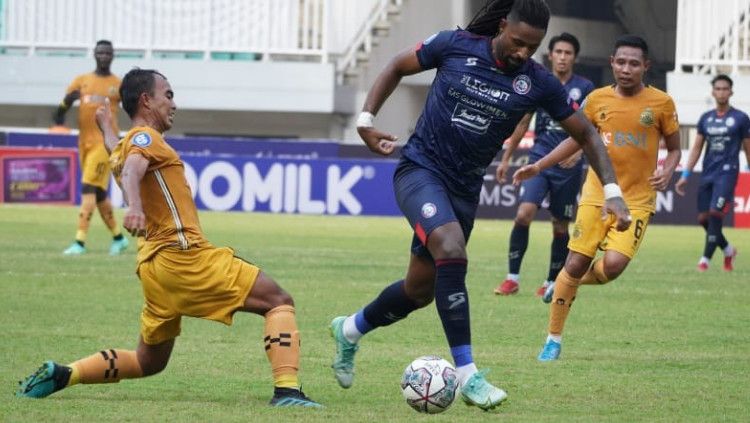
[110,155,402,216]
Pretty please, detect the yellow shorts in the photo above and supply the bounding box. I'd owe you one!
[80,146,111,189]
[136,245,260,345]
[568,204,652,259]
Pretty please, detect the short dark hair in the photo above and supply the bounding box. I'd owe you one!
[95,40,113,48]
[120,68,166,119]
[548,32,580,56]
[613,34,649,59]
[508,0,551,30]
[465,0,550,36]
[711,74,733,88]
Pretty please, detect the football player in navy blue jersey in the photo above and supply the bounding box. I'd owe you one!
[329,0,629,411]
[494,32,594,297]
[676,74,750,271]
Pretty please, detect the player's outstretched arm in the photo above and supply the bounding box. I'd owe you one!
[120,154,149,237]
[52,90,80,126]
[559,112,631,231]
[357,48,424,156]
[675,134,705,196]
[96,98,120,154]
[497,113,532,182]
[650,131,681,191]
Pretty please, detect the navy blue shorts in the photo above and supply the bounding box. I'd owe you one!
[519,169,582,220]
[697,174,738,213]
[393,160,478,259]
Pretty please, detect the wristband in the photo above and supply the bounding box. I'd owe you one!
[681,169,691,179]
[603,183,623,200]
[356,111,375,128]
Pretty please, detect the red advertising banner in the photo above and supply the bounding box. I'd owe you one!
[0,147,77,204]
[734,173,750,228]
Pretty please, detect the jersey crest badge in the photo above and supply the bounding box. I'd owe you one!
[639,108,654,127]
[421,202,437,219]
[132,132,152,147]
[726,116,736,127]
[512,75,532,95]
[569,87,582,102]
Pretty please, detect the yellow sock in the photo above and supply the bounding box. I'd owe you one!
[264,305,300,389]
[580,259,610,285]
[97,199,121,237]
[549,269,581,336]
[68,349,143,384]
[75,194,97,242]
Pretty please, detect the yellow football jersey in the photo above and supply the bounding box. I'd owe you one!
[67,72,121,150]
[110,127,207,263]
[579,85,679,212]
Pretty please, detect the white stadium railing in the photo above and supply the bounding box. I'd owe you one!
[0,0,402,74]
[675,0,750,74]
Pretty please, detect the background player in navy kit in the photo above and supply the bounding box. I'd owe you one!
[494,32,594,296]
[328,0,630,411]
[676,74,750,271]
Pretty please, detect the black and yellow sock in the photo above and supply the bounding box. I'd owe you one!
[264,305,300,389]
[549,269,581,336]
[68,349,143,386]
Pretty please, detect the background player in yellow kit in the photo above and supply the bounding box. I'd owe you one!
[514,35,682,361]
[17,69,321,407]
[54,40,128,256]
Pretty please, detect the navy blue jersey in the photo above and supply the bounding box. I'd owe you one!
[529,74,594,174]
[403,29,576,195]
[697,107,750,178]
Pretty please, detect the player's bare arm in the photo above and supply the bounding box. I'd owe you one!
[52,89,81,125]
[120,154,149,237]
[357,48,423,156]
[95,98,119,154]
[497,112,532,182]
[650,131,681,191]
[560,111,631,230]
[675,133,705,196]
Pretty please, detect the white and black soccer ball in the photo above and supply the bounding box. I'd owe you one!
[400,355,458,414]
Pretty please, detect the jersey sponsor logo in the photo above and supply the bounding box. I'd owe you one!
[639,107,655,127]
[601,131,647,149]
[512,75,532,95]
[132,132,152,147]
[459,75,510,102]
[726,116,736,127]
[568,87,582,102]
[465,57,478,66]
[450,103,492,134]
[108,86,117,95]
[421,202,437,218]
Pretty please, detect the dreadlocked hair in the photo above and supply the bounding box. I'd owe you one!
[466,0,514,36]
[465,0,551,36]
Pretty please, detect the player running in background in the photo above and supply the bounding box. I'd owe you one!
[675,74,750,271]
[514,35,682,361]
[329,0,629,410]
[55,40,129,256]
[17,69,321,408]
[494,32,594,296]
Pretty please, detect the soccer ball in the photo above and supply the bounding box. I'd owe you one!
[400,355,458,414]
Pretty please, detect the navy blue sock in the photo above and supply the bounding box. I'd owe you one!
[358,280,419,334]
[508,224,529,274]
[434,258,472,367]
[703,214,724,259]
[547,232,569,281]
[700,215,727,249]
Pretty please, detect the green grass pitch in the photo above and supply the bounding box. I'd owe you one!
[1,204,748,422]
